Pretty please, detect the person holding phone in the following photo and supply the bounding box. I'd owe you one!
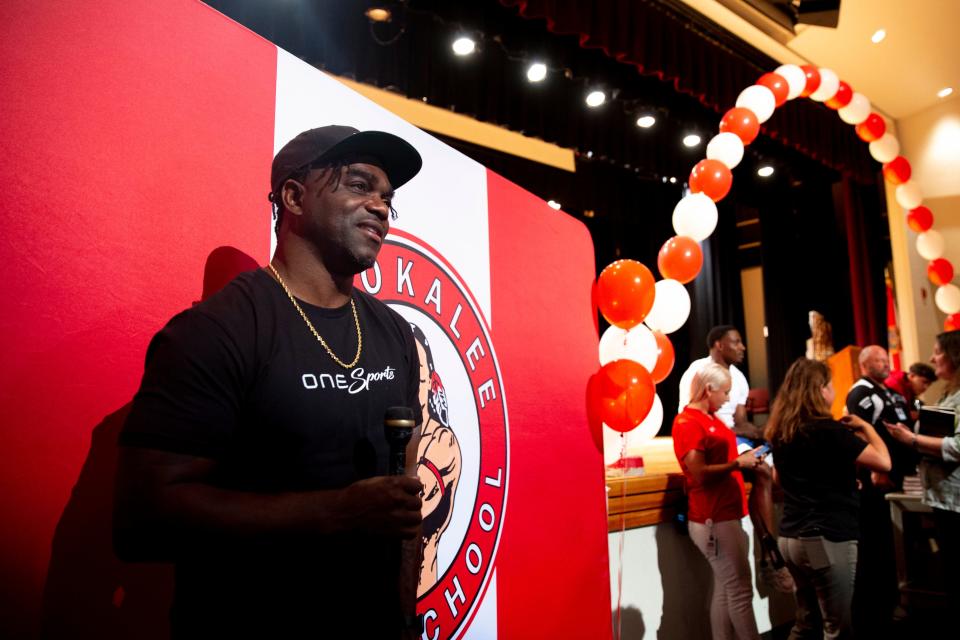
[673,362,764,640]
[765,358,891,639]
[885,329,960,600]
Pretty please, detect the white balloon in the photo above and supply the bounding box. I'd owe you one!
[916,230,945,260]
[809,68,839,102]
[936,284,960,314]
[644,280,691,334]
[896,181,923,210]
[599,324,659,369]
[706,132,745,169]
[838,93,871,124]
[870,133,900,163]
[736,85,776,123]
[774,64,806,100]
[673,193,718,241]
[632,394,664,445]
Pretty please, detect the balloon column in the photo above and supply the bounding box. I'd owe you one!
[589,63,960,457]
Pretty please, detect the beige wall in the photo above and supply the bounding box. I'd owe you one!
[890,94,960,366]
[741,266,769,392]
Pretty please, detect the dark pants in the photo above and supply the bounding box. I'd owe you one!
[933,507,960,602]
[852,487,898,637]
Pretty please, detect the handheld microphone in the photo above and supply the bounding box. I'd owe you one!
[384,406,416,476]
[384,406,423,633]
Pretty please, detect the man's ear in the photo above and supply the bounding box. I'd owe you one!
[280,178,306,217]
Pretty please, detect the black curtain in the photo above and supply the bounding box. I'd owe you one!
[205,0,875,184]
[756,167,857,394]
[431,133,748,431]
[501,0,876,181]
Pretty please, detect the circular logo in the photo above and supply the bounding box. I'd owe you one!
[358,233,509,639]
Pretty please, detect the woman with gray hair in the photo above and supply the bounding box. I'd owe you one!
[886,329,960,602]
[673,362,764,640]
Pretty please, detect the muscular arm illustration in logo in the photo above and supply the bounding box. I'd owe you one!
[411,325,462,597]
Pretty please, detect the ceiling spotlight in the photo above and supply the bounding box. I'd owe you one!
[871,29,886,44]
[547,200,562,210]
[585,90,606,107]
[364,7,392,23]
[636,115,656,128]
[757,165,775,178]
[938,87,954,99]
[526,62,547,83]
[682,134,702,148]
[669,177,677,184]
[452,37,476,56]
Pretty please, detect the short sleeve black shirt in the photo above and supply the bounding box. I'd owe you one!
[845,376,917,484]
[773,419,868,541]
[120,269,421,635]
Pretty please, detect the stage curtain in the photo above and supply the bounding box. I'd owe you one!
[501,0,875,182]
[834,177,887,347]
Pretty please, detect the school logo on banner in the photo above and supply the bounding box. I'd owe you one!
[358,233,509,639]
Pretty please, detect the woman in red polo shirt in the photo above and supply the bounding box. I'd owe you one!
[674,362,763,640]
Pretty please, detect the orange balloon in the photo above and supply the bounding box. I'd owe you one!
[906,206,934,232]
[756,73,788,107]
[689,159,733,202]
[595,359,656,433]
[719,107,760,145]
[945,313,960,332]
[855,113,885,142]
[928,258,955,286]
[800,65,821,97]
[883,156,912,185]
[596,259,656,330]
[650,331,675,383]
[658,235,703,284]
[825,80,853,109]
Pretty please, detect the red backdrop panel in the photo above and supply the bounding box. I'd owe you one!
[486,171,611,639]
[0,1,276,633]
[0,2,611,637]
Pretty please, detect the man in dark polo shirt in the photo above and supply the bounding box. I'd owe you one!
[845,345,914,634]
[114,126,426,637]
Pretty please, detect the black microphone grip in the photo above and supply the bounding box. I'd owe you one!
[383,406,422,634]
[384,406,416,476]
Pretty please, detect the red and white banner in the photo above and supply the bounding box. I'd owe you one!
[0,2,610,637]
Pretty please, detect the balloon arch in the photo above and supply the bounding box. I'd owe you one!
[588,64,960,452]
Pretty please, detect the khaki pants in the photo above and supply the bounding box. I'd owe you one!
[689,519,760,640]
[779,536,857,640]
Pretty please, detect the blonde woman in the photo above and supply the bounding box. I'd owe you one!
[765,358,890,640]
[673,362,763,640]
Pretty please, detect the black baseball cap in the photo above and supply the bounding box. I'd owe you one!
[270,125,422,197]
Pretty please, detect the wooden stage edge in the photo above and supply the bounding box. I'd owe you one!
[605,436,751,533]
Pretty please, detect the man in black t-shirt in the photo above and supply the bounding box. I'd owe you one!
[846,345,915,488]
[845,345,914,634]
[114,126,426,637]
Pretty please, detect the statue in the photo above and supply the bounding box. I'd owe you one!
[805,310,835,362]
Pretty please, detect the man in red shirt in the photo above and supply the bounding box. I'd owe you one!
[884,362,936,420]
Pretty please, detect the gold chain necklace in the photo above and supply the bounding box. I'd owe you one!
[268,264,362,369]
